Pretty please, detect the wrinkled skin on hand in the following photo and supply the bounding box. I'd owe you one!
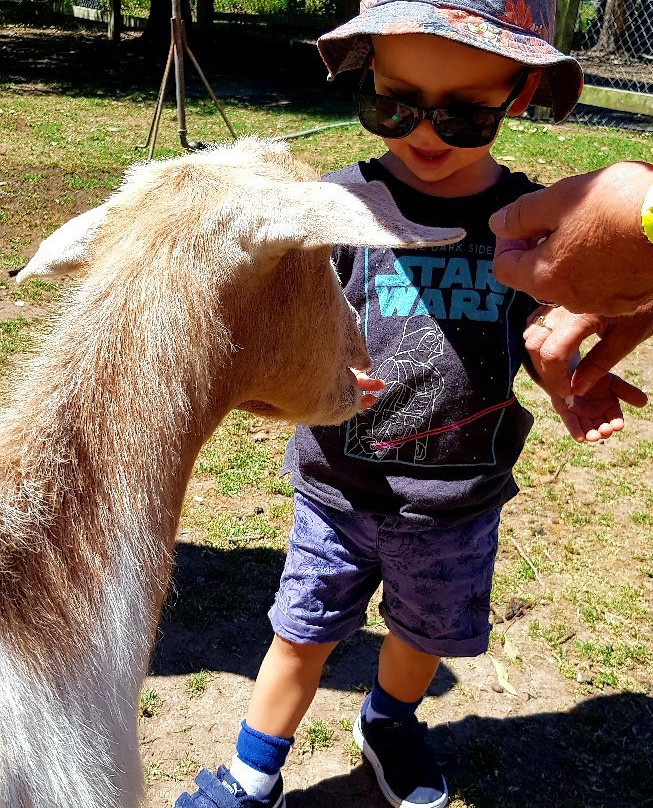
[490,161,653,316]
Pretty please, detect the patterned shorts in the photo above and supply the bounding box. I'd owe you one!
[268,492,501,657]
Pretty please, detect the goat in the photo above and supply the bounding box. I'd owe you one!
[0,137,463,808]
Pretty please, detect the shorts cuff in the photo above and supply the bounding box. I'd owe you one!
[383,614,490,658]
[268,602,366,645]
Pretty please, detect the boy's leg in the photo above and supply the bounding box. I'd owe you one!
[175,493,381,807]
[354,508,502,808]
[377,632,441,704]
[228,635,337,799]
[175,636,337,808]
[246,634,338,738]
[354,632,447,808]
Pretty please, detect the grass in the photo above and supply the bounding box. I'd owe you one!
[2,278,60,304]
[185,670,211,699]
[300,719,335,754]
[139,688,164,718]
[0,317,35,369]
[205,513,281,549]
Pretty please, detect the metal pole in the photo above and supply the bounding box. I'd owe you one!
[139,0,237,156]
[139,40,174,157]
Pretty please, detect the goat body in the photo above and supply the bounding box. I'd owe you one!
[0,138,463,808]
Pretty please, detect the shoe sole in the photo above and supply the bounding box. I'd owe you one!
[353,715,448,808]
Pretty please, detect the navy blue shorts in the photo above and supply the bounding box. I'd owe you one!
[268,492,501,657]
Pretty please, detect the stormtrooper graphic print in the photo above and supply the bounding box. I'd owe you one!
[346,315,446,463]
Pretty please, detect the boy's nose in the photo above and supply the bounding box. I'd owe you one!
[411,118,447,147]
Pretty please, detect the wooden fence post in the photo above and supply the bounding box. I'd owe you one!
[109,0,122,41]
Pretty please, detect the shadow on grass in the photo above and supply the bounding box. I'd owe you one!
[0,19,357,116]
[289,692,653,808]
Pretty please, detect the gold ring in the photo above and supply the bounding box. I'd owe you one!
[536,315,553,331]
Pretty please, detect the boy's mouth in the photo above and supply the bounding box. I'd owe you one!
[408,145,450,167]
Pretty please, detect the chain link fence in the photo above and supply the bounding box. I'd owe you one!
[569,0,653,129]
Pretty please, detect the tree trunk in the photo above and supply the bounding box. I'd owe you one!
[590,0,627,54]
[196,0,214,33]
[555,0,582,53]
[108,0,122,42]
[141,0,194,58]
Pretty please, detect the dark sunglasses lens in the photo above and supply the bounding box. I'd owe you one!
[356,94,417,138]
[436,109,503,148]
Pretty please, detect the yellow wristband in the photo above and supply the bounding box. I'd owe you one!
[641,184,653,244]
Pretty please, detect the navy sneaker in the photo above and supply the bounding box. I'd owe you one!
[353,701,448,808]
[174,766,285,808]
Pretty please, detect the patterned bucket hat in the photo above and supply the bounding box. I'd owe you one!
[318,0,583,122]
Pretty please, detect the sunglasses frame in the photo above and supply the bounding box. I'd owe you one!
[354,59,529,147]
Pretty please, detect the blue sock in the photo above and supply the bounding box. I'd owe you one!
[235,720,293,775]
[367,675,423,721]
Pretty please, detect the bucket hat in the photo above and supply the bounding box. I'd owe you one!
[318,0,583,122]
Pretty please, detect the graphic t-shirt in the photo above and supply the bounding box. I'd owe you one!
[284,159,541,527]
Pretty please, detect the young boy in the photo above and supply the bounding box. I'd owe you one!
[174,3,640,807]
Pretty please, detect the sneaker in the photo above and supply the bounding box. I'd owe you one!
[353,701,448,808]
[174,766,285,808]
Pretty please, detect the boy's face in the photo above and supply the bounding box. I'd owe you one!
[371,34,530,195]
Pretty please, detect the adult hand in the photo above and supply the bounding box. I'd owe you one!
[490,162,653,315]
[523,304,653,398]
[572,302,653,395]
[523,306,648,442]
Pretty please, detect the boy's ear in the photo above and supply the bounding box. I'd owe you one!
[507,69,543,117]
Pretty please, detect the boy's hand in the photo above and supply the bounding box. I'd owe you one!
[352,369,386,410]
[549,373,647,442]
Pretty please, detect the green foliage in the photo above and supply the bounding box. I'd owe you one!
[300,719,334,753]
[139,687,163,718]
[186,670,211,699]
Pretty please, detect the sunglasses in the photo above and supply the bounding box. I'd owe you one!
[354,65,529,148]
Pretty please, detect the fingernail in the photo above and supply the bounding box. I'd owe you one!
[495,238,528,259]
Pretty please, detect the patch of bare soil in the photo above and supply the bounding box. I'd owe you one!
[576,52,653,88]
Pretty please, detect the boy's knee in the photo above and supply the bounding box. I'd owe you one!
[272,633,338,665]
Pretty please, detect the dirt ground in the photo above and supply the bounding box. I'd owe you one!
[1,20,652,808]
[145,436,653,808]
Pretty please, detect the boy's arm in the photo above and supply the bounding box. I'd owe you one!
[522,306,648,442]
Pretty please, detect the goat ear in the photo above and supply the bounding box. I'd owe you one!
[258,180,465,253]
[16,203,110,283]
